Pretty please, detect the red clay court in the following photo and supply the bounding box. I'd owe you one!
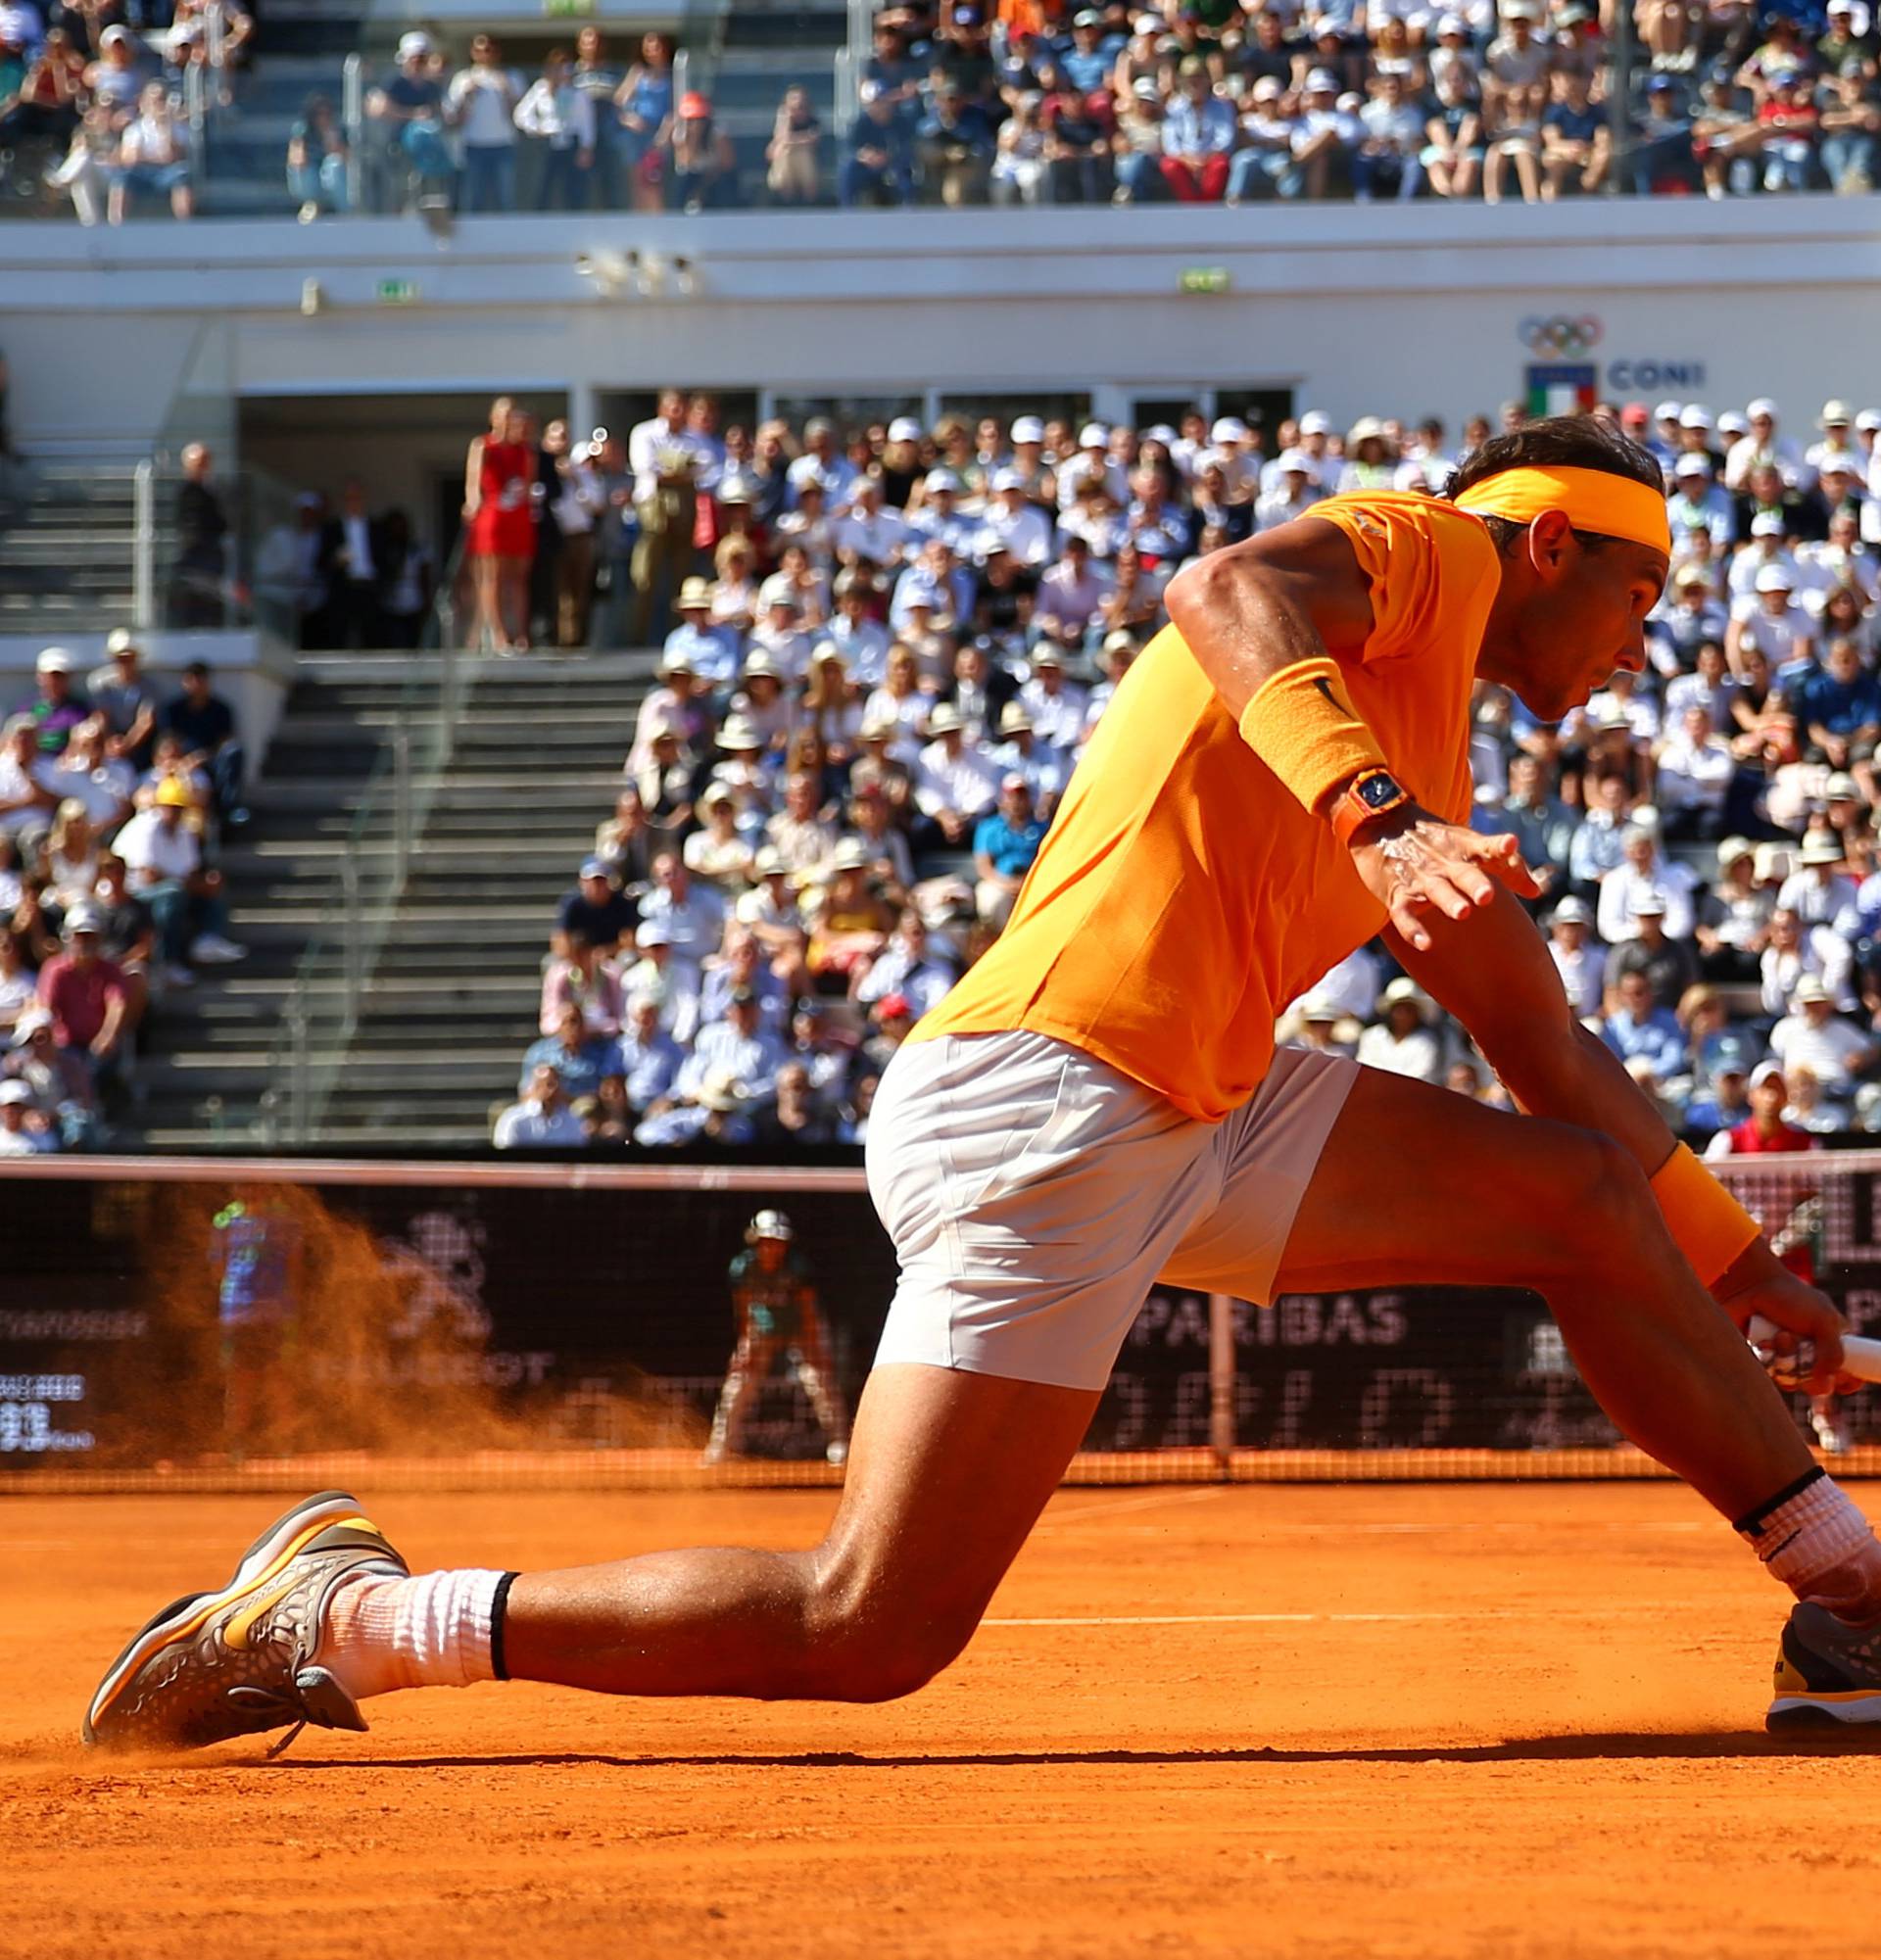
[9,1478,1881,1960]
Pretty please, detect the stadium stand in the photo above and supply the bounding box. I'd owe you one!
[4,0,1880,219]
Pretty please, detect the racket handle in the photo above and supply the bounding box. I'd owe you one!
[1747,1315,1881,1387]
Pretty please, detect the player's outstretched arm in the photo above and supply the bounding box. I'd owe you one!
[1165,519,1535,949]
[1379,865,1849,1390]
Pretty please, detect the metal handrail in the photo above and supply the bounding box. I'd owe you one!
[834,46,857,139]
[131,461,157,631]
[342,52,365,215]
[256,524,473,1144]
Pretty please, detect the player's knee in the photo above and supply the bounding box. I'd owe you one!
[800,1566,979,1701]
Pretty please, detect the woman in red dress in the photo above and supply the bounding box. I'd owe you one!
[465,401,537,651]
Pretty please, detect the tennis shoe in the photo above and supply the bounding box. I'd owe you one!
[1768,1601,1881,1733]
[82,1490,407,1754]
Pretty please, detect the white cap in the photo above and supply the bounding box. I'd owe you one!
[1820,399,1855,426]
[1079,422,1110,449]
[1278,448,1316,475]
[0,1080,30,1106]
[1010,414,1045,445]
[1791,975,1832,1005]
[1859,409,1881,434]
[1716,411,1749,439]
[887,415,923,444]
[36,646,75,674]
[1655,399,1684,422]
[926,702,963,735]
[1680,405,1712,430]
[1756,563,1795,592]
[1673,453,1711,478]
[1818,450,1861,474]
[758,573,797,610]
[1751,511,1787,538]
[397,29,434,60]
[1305,66,1340,89]
[924,467,961,495]
[990,467,1026,493]
[1747,397,1779,420]
[1210,416,1249,444]
[1298,409,1334,436]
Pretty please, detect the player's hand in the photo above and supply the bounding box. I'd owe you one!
[1346,803,1541,953]
[1721,1263,1853,1397]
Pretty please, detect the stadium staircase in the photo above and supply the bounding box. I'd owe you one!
[137,651,657,1150]
[691,0,849,206]
[200,1,371,219]
[0,454,145,639]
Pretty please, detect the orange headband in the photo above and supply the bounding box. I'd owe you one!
[1454,465,1671,557]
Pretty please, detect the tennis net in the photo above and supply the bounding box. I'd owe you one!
[0,1150,1874,1492]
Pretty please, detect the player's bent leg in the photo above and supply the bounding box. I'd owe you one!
[1256,1064,1814,1519]
[500,1362,1097,1703]
[82,1366,1097,1750]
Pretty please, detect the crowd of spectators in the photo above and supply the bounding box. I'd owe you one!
[11,0,1881,219]
[841,0,1881,207]
[0,0,251,221]
[0,632,247,1153]
[489,385,1881,1157]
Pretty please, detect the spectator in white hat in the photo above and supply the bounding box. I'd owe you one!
[1006,645,1079,749]
[629,649,709,771]
[832,473,911,571]
[1667,454,1737,548]
[912,700,1002,848]
[85,629,158,766]
[366,32,455,202]
[1222,73,1292,202]
[1769,973,1874,1095]
[1724,511,1798,602]
[1283,69,1361,201]
[1804,401,1859,494]
[990,699,1069,809]
[973,470,1054,567]
[1777,827,1858,925]
[1725,397,1803,494]
[1255,450,1325,532]
[1356,978,1445,1083]
[0,1076,55,1156]
[21,645,85,756]
[1545,895,1606,1017]
[1728,561,1817,678]
[662,576,740,688]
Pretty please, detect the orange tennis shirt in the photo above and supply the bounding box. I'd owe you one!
[910,492,1502,1121]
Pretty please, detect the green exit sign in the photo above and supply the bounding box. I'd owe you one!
[376,278,419,306]
[1179,266,1231,295]
[544,0,595,16]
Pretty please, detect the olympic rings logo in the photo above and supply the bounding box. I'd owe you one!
[1519,315,1604,358]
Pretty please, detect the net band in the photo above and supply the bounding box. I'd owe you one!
[1454,466,1671,556]
[1238,658,1391,816]
[1649,1143,1763,1288]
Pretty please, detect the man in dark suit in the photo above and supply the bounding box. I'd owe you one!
[319,479,387,649]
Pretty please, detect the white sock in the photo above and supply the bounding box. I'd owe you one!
[321,1568,512,1701]
[1737,1470,1881,1620]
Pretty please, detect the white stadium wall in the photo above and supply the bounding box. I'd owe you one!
[6,202,1880,454]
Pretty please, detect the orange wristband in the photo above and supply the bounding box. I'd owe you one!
[1237,657,1391,817]
[1649,1143,1761,1288]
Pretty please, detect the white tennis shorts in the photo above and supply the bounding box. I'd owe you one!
[865,1028,1358,1391]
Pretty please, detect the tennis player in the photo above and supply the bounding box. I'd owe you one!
[85,416,1881,1752]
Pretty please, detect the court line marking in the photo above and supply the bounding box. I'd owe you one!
[1036,1488,1229,1532]
[984,1607,1683,1627]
